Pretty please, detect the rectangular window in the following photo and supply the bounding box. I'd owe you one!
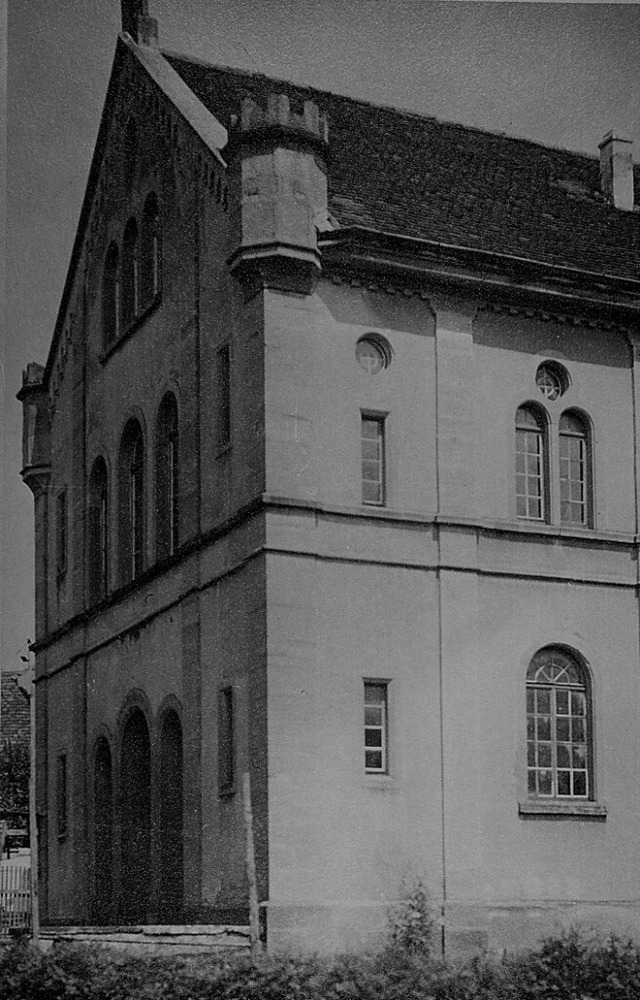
[361,415,385,506]
[216,343,231,450]
[56,489,68,576]
[364,682,388,773]
[56,752,68,837]
[218,685,235,794]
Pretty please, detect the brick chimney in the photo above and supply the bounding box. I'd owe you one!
[599,132,635,211]
[121,0,158,46]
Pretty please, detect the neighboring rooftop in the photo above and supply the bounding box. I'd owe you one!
[167,53,640,282]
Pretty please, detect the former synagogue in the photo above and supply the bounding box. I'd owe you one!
[19,0,640,955]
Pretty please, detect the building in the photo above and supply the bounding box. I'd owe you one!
[18,1,640,955]
[0,672,30,835]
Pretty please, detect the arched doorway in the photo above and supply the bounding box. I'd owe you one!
[158,709,184,922]
[93,738,113,922]
[119,708,151,923]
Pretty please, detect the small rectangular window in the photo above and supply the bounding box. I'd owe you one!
[57,752,68,837]
[56,489,68,577]
[364,682,388,773]
[216,344,231,450]
[361,415,385,506]
[218,685,235,794]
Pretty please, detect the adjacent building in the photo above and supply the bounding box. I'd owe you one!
[19,1,640,954]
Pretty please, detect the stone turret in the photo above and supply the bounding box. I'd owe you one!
[17,363,51,640]
[18,363,51,496]
[227,93,329,295]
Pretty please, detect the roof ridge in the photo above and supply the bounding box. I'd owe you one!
[162,47,605,164]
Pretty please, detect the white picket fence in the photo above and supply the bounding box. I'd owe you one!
[0,865,31,935]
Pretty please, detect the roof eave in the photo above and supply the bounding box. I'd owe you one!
[319,226,640,321]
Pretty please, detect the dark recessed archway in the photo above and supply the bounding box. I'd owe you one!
[119,708,151,923]
[157,709,184,923]
[93,737,113,923]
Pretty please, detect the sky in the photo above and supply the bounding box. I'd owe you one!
[4,0,640,673]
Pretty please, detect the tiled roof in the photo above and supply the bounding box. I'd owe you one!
[166,55,639,282]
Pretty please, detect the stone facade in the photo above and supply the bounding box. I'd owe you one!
[18,17,640,955]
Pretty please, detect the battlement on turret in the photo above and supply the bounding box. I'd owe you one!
[237,94,328,144]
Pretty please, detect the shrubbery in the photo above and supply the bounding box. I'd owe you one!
[3,929,640,999]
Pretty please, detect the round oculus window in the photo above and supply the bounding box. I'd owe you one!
[356,336,390,375]
[536,362,569,401]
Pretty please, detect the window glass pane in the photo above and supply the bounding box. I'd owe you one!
[573,771,587,797]
[557,771,571,796]
[572,745,586,769]
[572,718,585,743]
[537,716,551,741]
[366,750,383,770]
[365,706,382,726]
[538,770,552,795]
[537,744,551,768]
[536,690,550,714]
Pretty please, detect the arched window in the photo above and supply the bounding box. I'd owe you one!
[88,457,109,601]
[516,406,547,521]
[121,218,139,330]
[559,411,591,526]
[102,243,120,346]
[526,647,591,799]
[93,738,113,923]
[140,192,160,309]
[155,393,179,560]
[118,420,145,583]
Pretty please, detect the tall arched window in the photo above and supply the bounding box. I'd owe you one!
[121,218,139,330]
[559,411,591,526]
[155,394,179,560]
[119,420,145,583]
[516,405,548,521]
[140,192,160,309]
[102,243,120,347]
[88,457,109,601]
[526,647,591,799]
[93,737,113,923]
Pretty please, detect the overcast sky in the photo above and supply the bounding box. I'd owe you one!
[4,0,640,673]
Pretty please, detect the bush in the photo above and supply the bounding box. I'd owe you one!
[3,927,640,999]
[388,878,436,957]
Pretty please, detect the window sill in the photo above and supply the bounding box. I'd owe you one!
[363,773,398,790]
[519,800,607,819]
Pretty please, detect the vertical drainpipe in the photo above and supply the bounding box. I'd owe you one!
[433,309,447,956]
